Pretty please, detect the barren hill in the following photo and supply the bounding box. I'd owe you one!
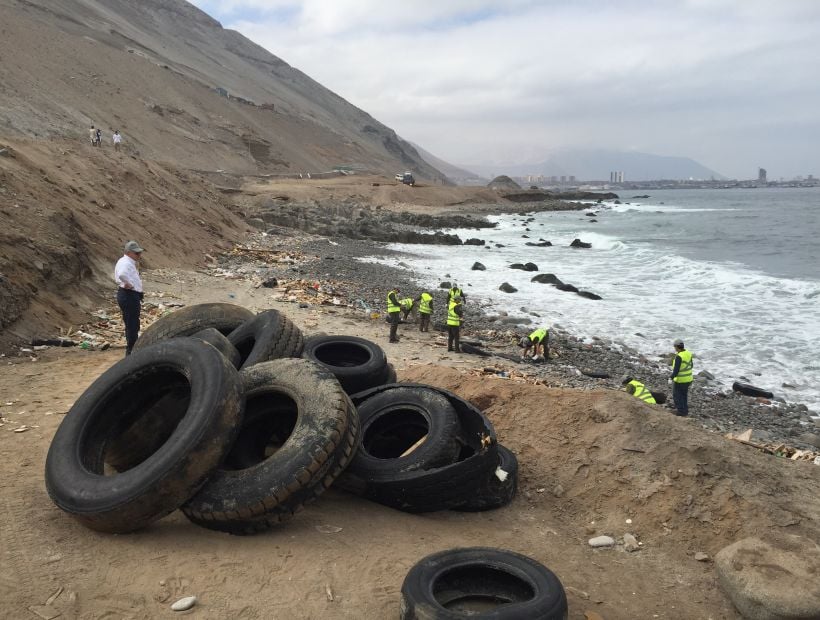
[0,0,445,181]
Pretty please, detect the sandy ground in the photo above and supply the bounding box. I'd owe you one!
[3,269,820,620]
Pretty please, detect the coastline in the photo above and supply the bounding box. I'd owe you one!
[222,221,820,454]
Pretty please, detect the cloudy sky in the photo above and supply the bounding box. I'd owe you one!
[189,0,819,179]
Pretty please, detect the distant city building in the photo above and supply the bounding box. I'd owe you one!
[610,171,625,183]
[560,176,566,183]
[758,168,767,183]
[569,175,576,183]
[809,174,814,181]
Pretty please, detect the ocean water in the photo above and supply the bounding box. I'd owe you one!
[364,187,820,410]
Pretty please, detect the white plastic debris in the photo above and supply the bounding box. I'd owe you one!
[494,467,509,482]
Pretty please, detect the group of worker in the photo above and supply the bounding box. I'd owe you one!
[386,284,465,352]
[621,339,693,416]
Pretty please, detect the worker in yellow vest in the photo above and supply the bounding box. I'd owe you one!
[399,296,416,322]
[670,339,693,416]
[386,287,402,343]
[621,375,657,404]
[448,283,466,304]
[446,295,464,353]
[416,291,433,332]
[519,327,549,361]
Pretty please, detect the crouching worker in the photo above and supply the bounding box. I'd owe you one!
[399,296,416,322]
[621,375,657,404]
[519,327,549,361]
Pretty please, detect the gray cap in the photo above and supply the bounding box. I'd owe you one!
[124,240,144,253]
[519,336,530,348]
[673,338,684,347]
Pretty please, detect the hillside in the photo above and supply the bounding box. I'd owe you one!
[0,0,445,181]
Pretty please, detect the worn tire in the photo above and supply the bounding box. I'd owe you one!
[45,338,244,533]
[182,358,359,535]
[344,386,462,482]
[228,309,304,369]
[134,303,254,351]
[191,328,242,368]
[453,444,518,512]
[301,335,390,394]
[400,547,568,619]
[338,383,498,512]
[732,381,773,399]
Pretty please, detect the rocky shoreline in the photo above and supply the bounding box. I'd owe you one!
[223,201,820,455]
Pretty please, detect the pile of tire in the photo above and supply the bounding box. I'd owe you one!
[336,383,518,513]
[44,303,517,535]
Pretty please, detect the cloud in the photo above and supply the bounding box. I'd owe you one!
[190,0,820,177]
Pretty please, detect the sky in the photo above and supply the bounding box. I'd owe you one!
[188,0,820,179]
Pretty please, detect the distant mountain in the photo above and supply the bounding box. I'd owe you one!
[410,142,486,184]
[462,149,725,182]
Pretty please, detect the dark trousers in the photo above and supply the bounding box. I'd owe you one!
[672,381,690,416]
[447,325,461,352]
[419,312,431,332]
[117,288,141,354]
[388,311,400,342]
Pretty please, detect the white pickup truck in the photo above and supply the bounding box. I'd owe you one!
[395,171,415,186]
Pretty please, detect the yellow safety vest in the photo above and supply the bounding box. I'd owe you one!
[447,300,462,326]
[399,297,413,310]
[529,328,548,342]
[448,287,462,301]
[627,380,656,404]
[386,291,400,314]
[673,350,694,384]
[419,292,433,314]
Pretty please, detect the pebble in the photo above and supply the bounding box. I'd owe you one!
[171,596,197,612]
[588,535,615,548]
[623,533,640,552]
[694,552,710,562]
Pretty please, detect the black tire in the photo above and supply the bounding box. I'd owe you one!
[192,328,242,368]
[182,358,359,535]
[384,363,398,384]
[650,391,667,405]
[460,343,492,357]
[44,338,244,533]
[453,444,518,512]
[400,547,568,619]
[301,335,389,394]
[134,303,254,351]
[339,383,498,513]
[344,386,462,481]
[732,381,773,399]
[228,309,304,369]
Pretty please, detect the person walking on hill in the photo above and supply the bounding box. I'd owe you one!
[386,286,402,343]
[519,326,549,361]
[447,295,464,353]
[416,291,433,332]
[114,240,145,356]
[89,125,97,146]
[95,128,102,147]
[670,339,693,416]
[621,375,657,404]
[113,130,122,151]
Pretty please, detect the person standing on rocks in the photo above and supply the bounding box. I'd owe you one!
[519,327,549,361]
[670,339,693,416]
[416,290,433,332]
[447,295,464,353]
[621,375,657,404]
[386,286,402,343]
[448,283,466,304]
[114,240,145,355]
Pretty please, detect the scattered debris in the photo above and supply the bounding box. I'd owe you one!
[170,595,197,612]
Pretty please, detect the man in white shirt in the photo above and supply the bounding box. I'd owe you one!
[114,240,144,355]
[112,130,122,151]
